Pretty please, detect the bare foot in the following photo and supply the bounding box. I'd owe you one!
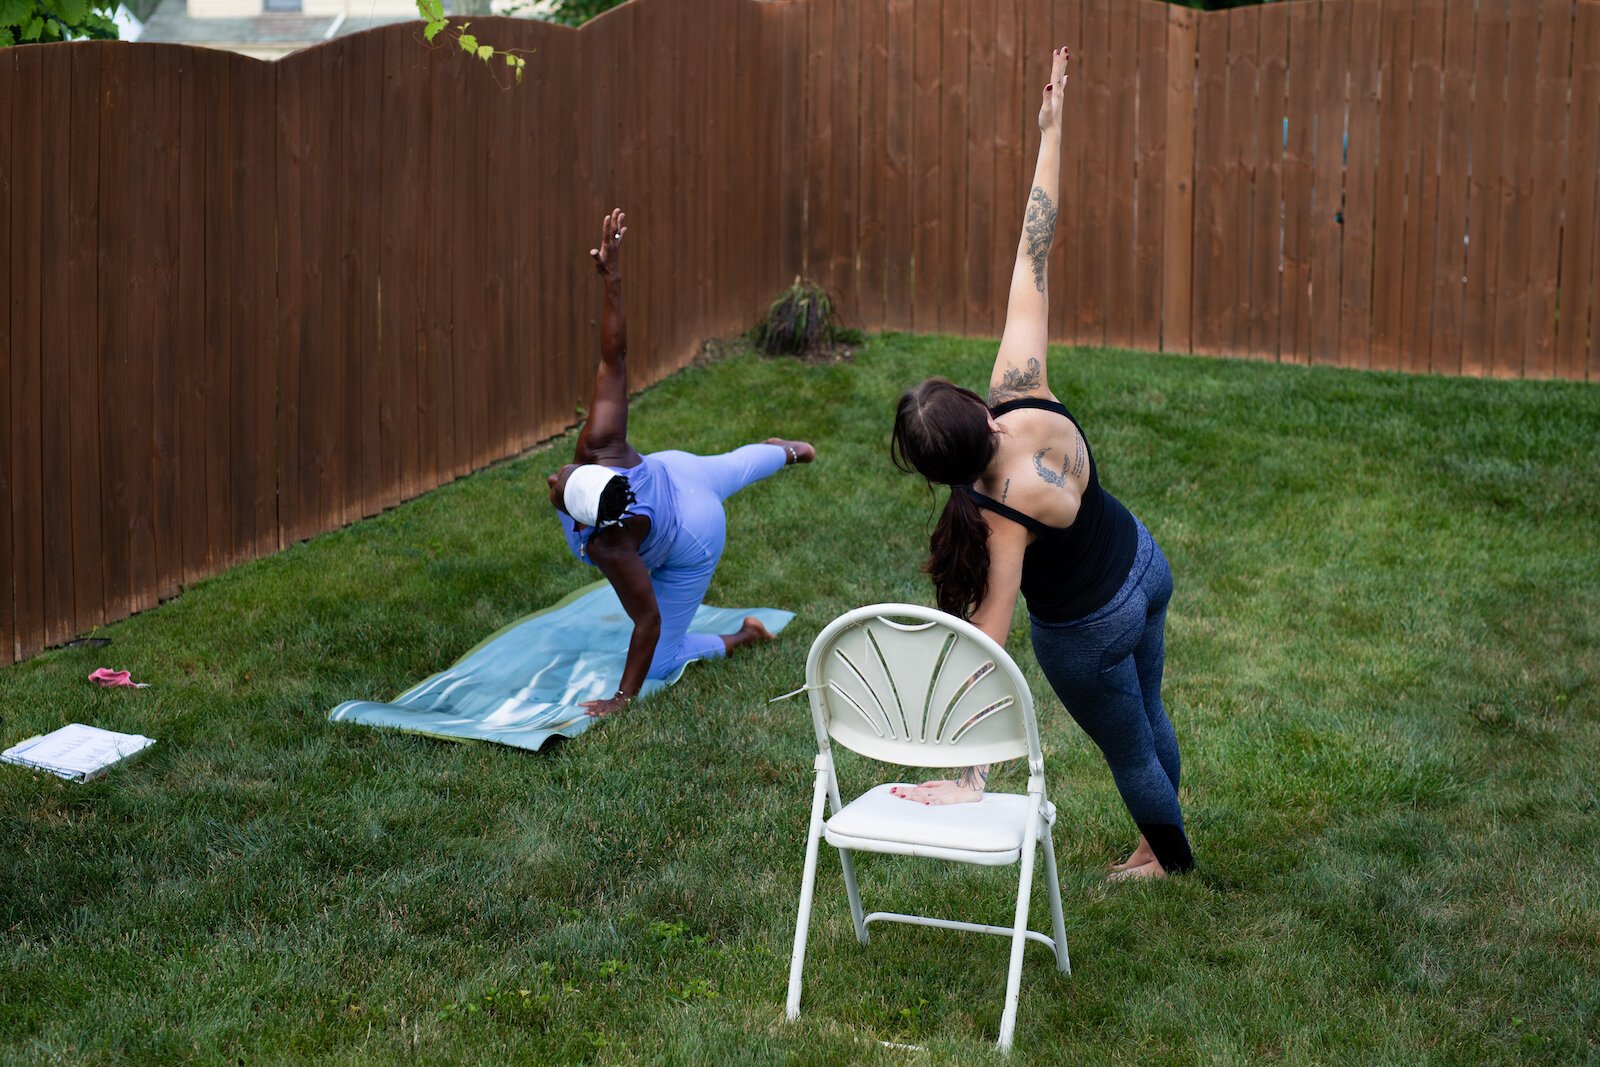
[1110,834,1155,872]
[1108,858,1168,883]
[722,616,775,655]
[764,438,816,464]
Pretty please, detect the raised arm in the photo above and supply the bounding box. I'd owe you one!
[988,48,1070,407]
[574,208,642,468]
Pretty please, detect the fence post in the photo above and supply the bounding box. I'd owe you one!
[1162,4,1198,355]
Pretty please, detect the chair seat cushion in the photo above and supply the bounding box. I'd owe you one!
[824,784,1052,862]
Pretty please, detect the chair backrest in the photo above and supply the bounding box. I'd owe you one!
[804,604,1041,769]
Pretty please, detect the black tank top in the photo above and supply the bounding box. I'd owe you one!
[964,397,1139,622]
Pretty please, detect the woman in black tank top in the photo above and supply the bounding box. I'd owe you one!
[887,48,1194,879]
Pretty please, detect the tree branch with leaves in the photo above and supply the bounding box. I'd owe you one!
[416,0,528,83]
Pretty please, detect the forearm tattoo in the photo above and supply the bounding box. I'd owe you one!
[1023,186,1058,294]
[989,357,1042,404]
[1033,447,1067,487]
[956,765,990,793]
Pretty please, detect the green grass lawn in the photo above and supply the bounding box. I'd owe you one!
[3,335,1597,1064]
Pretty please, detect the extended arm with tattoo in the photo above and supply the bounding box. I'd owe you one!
[989,48,1070,407]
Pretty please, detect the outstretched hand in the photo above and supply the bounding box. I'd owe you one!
[590,207,627,277]
[1038,46,1070,133]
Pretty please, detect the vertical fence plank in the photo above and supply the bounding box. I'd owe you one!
[1280,1,1319,365]
[40,50,77,644]
[857,0,888,332]
[883,0,915,330]
[1162,4,1197,355]
[965,0,998,338]
[276,53,306,545]
[1521,0,1575,378]
[938,0,970,336]
[1340,0,1380,370]
[804,0,834,291]
[0,49,10,662]
[1075,0,1110,346]
[1463,0,1508,377]
[1104,0,1138,350]
[1224,7,1259,357]
[239,59,278,561]
[1369,0,1412,371]
[1400,0,1442,375]
[94,48,131,624]
[1557,2,1600,380]
[1249,2,1288,361]
[990,0,1022,340]
[378,28,412,508]
[1132,0,1169,355]
[1192,12,1230,355]
[67,45,105,630]
[201,51,232,571]
[1489,0,1540,376]
[148,50,181,605]
[348,34,382,516]
[1428,0,1472,376]
[9,46,44,657]
[1309,0,1350,365]
[175,49,208,590]
[1050,0,1083,346]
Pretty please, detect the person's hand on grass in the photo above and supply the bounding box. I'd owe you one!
[582,692,631,718]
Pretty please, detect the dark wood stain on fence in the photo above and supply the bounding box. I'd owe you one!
[4,0,1599,666]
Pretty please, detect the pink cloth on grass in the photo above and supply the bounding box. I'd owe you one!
[89,668,149,689]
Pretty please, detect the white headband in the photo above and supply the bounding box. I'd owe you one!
[563,464,619,527]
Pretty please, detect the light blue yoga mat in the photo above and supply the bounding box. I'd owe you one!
[328,581,794,752]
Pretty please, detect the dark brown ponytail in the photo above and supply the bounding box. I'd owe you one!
[890,378,1000,620]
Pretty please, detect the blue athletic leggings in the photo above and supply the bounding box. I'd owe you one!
[642,444,788,679]
[1028,522,1194,873]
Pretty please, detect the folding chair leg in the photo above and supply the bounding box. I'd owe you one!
[1042,822,1070,975]
[786,768,831,1021]
[996,795,1043,1051]
[838,849,869,944]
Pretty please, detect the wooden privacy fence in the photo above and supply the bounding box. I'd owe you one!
[3,0,1599,665]
[0,1,802,665]
[804,0,1600,377]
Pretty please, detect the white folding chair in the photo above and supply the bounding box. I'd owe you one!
[783,603,1069,1052]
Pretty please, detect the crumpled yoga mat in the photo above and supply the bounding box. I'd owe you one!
[328,580,794,751]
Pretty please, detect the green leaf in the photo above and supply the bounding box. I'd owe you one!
[476,44,491,61]
[42,15,61,35]
[0,26,12,45]
[457,32,477,53]
[423,17,446,41]
[22,14,42,38]
[0,0,32,25]
[56,0,87,24]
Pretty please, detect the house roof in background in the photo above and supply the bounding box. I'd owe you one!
[138,0,418,57]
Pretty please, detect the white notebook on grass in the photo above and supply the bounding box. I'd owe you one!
[2,723,156,783]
